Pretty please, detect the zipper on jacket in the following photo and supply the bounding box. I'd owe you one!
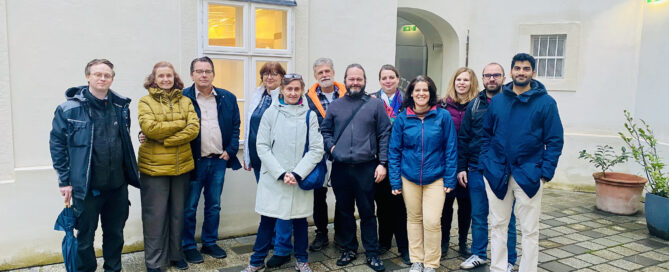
[420,119,424,185]
[85,106,94,197]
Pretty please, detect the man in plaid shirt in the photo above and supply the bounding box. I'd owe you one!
[305,58,348,252]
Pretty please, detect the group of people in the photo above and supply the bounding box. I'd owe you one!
[49,52,563,272]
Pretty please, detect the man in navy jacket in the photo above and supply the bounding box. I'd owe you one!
[479,53,564,272]
[181,57,241,265]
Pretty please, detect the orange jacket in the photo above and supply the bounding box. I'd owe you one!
[306,81,347,117]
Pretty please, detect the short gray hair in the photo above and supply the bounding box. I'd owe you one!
[313,58,334,72]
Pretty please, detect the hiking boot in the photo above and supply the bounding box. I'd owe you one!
[336,251,357,266]
[366,256,385,271]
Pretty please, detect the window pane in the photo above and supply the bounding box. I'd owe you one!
[557,36,565,56]
[208,4,243,47]
[556,59,564,77]
[539,36,549,56]
[532,36,540,56]
[255,9,287,49]
[255,61,288,87]
[212,59,245,99]
[238,101,245,139]
[546,59,556,77]
[537,59,547,77]
[548,37,557,57]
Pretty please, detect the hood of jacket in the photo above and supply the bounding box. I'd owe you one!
[501,79,547,103]
[65,85,131,106]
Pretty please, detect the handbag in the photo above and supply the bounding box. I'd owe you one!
[298,110,328,190]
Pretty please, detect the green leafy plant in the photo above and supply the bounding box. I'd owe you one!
[618,110,668,197]
[579,145,629,176]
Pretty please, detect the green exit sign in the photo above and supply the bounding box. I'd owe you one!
[402,25,418,32]
[648,0,666,3]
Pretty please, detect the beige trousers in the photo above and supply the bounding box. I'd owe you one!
[402,177,446,268]
[484,175,543,272]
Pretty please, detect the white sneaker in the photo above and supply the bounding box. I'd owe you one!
[409,262,423,272]
[507,263,514,272]
[460,254,487,269]
[423,267,436,272]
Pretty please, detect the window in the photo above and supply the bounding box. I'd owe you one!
[518,23,580,91]
[201,0,294,140]
[532,34,566,78]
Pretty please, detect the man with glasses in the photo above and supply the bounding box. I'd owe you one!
[50,59,141,272]
[181,56,242,265]
[304,58,348,252]
[480,54,563,271]
[457,63,518,271]
[320,63,391,271]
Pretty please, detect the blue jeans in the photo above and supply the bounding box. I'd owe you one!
[469,170,517,264]
[182,157,227,250]
[250,216,284,266]
[274,218,308,263]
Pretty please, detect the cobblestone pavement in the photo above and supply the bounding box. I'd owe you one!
[12,189,669,272]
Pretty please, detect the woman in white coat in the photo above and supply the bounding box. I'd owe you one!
[244,62,285,181]
[241,74,324,272]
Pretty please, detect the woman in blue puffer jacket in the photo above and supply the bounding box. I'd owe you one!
[388,75,457,272]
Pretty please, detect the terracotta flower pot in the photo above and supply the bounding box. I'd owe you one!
[593,172,647,215]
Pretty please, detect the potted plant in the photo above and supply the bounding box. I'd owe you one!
[619,110,669,240]
[579,144,646,215]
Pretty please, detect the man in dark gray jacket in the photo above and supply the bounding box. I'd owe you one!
[320,63,391,272]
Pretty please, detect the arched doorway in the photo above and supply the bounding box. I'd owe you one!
[396,8,459,96]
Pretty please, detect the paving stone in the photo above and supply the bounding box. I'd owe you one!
[590,237,622,247]
[563,233,591,242]
[605,234,636,244]
[559,257,592,269]
[556,217,580,224]
[574,268,596,272]
[544,219,568,227]
[575,253,608,265]
[574,241,606,251]
[640,266,669,272]
[559,244,589,255]
[544,248,575,259]
[580,230,607,239]
[220,265,247,272]
[230,244,254,255]
[624,254,662,266]
[540,239,564,249]
[539,251,558,262]
[580,221,604,228]
[619,231,648,240]
[608,245,640,256]
[590,263,627,272]
[637,238,669,249]
[566,224,591,232]
[545,211,568,218]
[660,261,669,269]
[593,227,619,235]
[549,236,578,245]
[609,259,644,270]
[591,249,624,260]
[622,242,655,253]
[542,229,563,237]
[539,261,576,272]
[639,251,669,261]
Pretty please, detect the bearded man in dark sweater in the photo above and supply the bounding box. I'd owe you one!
[320,63,391,272]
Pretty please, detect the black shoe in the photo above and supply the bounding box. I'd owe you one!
[309,232,329,251]
[184,248,204,264]
[147,267,161,272]
[336,251,357,266]
[400,251,411,265]
[458,244,470,257]
[171,259,188,270]
[378,245,391,255]
[201,244,227,259]
[366,256,385,271]
[266,254,291,268]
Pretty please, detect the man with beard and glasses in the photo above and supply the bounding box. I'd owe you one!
[304,58,348,252]
[479,53,563,272]
[320,63,391,272]
[457,63,518,272]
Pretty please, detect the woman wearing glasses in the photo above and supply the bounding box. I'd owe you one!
[439,67,480,256]
[241,74,324,272]
[244,62,286,181]
[137,61,200,271]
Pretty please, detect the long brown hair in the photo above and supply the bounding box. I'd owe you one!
[445,67,479,104]
[143,61,184,90]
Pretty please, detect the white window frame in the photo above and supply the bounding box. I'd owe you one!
[532,34,566,78]
[198,0,295,143]
[518,23,580,92]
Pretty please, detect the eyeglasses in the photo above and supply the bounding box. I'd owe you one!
[263,72,280,78]
[194,69,213,75]
[482,73,503,79]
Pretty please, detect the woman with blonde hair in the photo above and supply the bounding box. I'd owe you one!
[439,67,479,256]
[138,61,200,272]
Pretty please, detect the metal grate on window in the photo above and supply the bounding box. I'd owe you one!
[531,34,566,78]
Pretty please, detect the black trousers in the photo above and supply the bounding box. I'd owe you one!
[374,176,409,254]
[313,186,343,244]
[331,160,379,257]
[74,185,129,272]
[441,194,472,247]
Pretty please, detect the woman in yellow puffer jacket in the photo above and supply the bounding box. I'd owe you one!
[138,61,200,272]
